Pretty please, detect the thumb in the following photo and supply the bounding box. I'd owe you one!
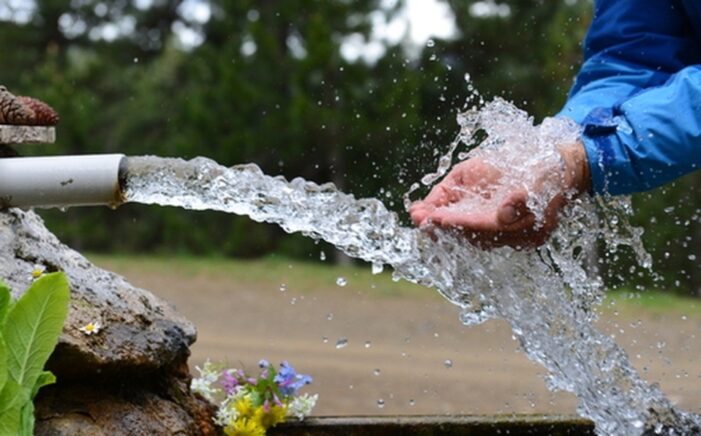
[497,190,529,225]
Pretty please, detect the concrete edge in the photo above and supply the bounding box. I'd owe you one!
[0,125,56,144]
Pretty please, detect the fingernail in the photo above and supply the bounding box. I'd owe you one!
[500,204,519,224]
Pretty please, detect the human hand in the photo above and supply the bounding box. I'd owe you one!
[409,142,590,249]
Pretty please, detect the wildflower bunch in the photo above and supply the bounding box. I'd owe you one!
[192,359,318,435]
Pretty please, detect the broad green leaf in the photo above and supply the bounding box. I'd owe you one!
[31,370,56,399]
[0,281,12,327]
[0,336,7,394]
[3,273,70,392]
[0,380,28,435]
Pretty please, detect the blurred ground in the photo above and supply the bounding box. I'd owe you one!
[90,255,701,416]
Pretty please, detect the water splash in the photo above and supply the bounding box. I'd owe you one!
[122,98,698,434]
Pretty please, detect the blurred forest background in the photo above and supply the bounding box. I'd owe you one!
[0,0,699,295]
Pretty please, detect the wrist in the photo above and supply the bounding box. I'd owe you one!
[558,141,591,195]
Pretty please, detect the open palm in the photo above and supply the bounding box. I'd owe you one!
[410,144,589,248]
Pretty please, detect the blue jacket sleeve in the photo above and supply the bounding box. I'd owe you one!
[558,0,701,195]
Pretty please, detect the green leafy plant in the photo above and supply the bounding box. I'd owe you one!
[0,273,70,435]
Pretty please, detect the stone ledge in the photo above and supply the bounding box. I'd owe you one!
[0,124,55,144]
[272,415,596,435]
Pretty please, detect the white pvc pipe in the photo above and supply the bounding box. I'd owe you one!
[0,154,126,209]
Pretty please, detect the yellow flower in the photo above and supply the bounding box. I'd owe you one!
[224,418,265,436]
[254,405,287,429]
[31,268,44,279]
[234,397,255,419]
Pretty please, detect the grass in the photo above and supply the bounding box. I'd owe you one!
[604,288,701,319]
[86,253,701,317]
[86,253,433,299]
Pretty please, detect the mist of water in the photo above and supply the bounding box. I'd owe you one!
[122,98,699,435]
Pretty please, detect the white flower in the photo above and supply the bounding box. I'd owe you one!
[31,265,46,279]
[78,320,102,335]
[287,393,318,420]
[214,388,247,426]
[191,360,221,402]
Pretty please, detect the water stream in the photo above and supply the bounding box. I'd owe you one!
[122,98,700,435]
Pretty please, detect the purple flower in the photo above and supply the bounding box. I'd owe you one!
[274,361,313,396]
[221,370,240,395]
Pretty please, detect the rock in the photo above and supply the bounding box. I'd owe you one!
[0,208,215,433]
[0,208,196,377]
[35,356,218,436]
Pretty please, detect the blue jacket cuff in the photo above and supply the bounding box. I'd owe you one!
[580,135,608,195]
[579,107,640,196]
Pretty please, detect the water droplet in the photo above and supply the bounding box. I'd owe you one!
[364,341,372,348]
[133,57,139,63]
[373,368,381,376]
[426,39,435,47]
[319,251,326,261]
[322,337,329,343]
[689,254,696,261]
[443,359,453,369]
[279,283,287,292]
[335,338,348,349]
[372,263,383,275]
[377,398,385,408]
[326,313,334,321]
[336,277,347,287]
[409,399,415,406]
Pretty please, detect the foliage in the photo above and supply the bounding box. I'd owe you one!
[191,359,317,435]
[2,1,701,295]
[0,273,70,435]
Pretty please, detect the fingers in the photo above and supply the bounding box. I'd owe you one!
[412,189,536,232]
[410,181,463,226]
[429,208,500,231]
[409,202,433,226]
[411,186,552,249]
[422,183,457,208]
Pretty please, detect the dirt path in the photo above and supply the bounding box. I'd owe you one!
[92,257,701,416]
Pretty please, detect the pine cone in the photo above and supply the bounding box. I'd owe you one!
[0,86,59,126]
[17,96,60,125]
